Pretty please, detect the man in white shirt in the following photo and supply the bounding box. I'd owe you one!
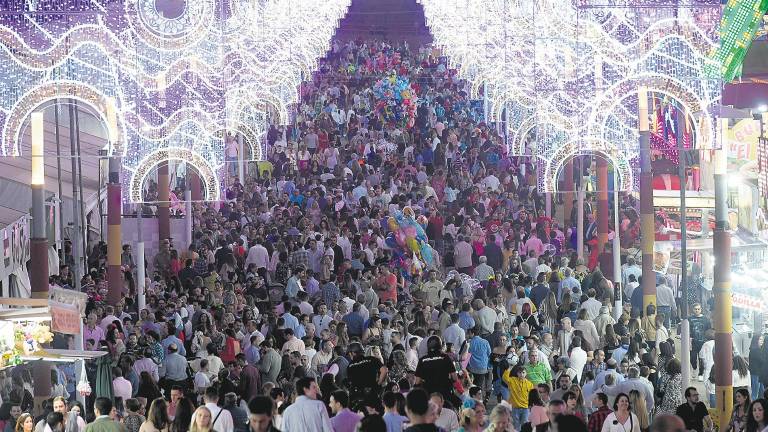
[312,304,333,334]
[244,240,269,270]
[204,387,234,432]
[442,314,466,353]
[579,289,603,321]
[473,299,497,336]
[281,377,333,432]
[568,337,588,384]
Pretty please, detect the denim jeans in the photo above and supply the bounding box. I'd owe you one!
[511,408,529,431]
[752,374,765,400]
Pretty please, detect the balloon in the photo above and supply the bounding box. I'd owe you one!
[388,217,399,232]
[395,231,406,246]
[417,215,428,227]
[421,243,433,265]
[402,206,415,219]
[404,226,417,239]
[407,237,420,253]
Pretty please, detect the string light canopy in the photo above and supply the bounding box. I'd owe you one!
[0,0,351,201]
[419,0,721,192]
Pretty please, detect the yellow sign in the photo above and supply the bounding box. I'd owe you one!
[727,119,760,161]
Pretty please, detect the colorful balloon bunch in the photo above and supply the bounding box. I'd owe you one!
[372,72,418,128]
[385,207,434,278]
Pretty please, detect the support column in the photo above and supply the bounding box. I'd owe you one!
[106,101,122,306]
[189,169,202,201]
[597,157,610,254]
[136,206,146,312]
[577,157,585,259]
[612,168,622,320]
[106,157,122,306]
[639,86,656,309]
[545,192,552,219]
[29,112,52,414]
[237,133,245,183]
[185,189,193,247]
[30,112,48,297]
[157,160,170,241]
[714,121,732,431]
[678,108,691,390]
[564,160,574,230]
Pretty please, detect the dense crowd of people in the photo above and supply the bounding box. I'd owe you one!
[7,38,768,432]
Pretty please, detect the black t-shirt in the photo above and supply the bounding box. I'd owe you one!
[347,356,382,389]
[415,353,455,395]
[675,401,709,432]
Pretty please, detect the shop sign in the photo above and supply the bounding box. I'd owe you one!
[49,302,80,335]
[732,292,766,312]
[49,287,87,317]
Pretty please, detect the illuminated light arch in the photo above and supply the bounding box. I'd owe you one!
[2,81,126,157]
[588,75,715,150]
[541,138,633,193]
[124,0,216,51]
[130,147,220,203]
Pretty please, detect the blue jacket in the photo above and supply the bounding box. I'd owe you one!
[467,336,491,374]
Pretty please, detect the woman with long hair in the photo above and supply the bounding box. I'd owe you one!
[458,406,482,432]
[14,414,33,432]
[628,389,650,432]
[528,388,548,427]
[484,405,512,432]
[601,393,640,432]
[170,398,194,432]
[733,355,752,394]
[568,384,589,421]
[745,399,768,432]
[139,398,169,432]
[136,371,163,402]
[538,291,559,333]
[188,407,215,432]
[335,321,349,348]
[655,358,685,416]
[727,389,751,432]
[563,391,586,424]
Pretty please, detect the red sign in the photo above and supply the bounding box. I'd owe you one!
[50,302,81,335]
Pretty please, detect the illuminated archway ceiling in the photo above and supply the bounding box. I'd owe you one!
[0,0,350,200]
[418,0,722,191]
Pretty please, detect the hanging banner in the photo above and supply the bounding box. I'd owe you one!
[49,302,81,335]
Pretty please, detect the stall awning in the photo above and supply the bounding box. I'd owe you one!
[20,349,108,363]
[653,190,715,209]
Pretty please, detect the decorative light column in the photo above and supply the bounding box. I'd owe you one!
[30,112,48,297]
[714,118,732,431]
[106,100,122,306]
[639,87,656,309]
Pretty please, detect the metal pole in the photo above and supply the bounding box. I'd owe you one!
[714,118,733,430]
[639,87,656,310]
[68,100,82,291]
[54,100,64,253]
[564,160,574,230]
[73,101,88,268]
[613,168,622,321]
[136,205,146,312]
[678,108,691,390]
